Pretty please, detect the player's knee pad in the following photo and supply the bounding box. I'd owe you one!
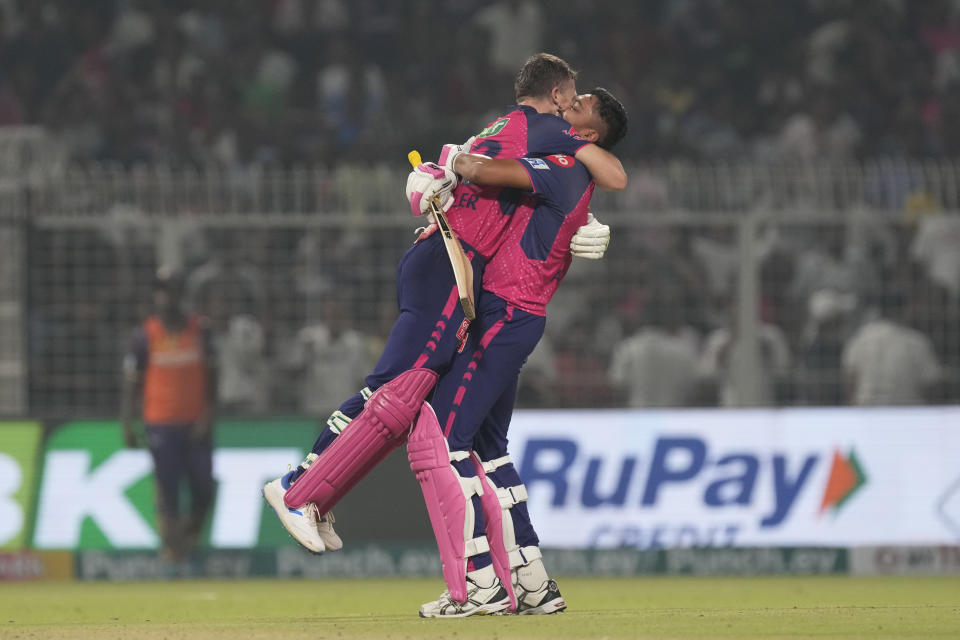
[284,368,438,511]
[408,403,490,605]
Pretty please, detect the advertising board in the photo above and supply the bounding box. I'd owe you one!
[509,407,960,549]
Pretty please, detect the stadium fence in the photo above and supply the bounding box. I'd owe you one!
[2,156,958,417]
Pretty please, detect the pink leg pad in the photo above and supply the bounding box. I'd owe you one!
[408,403,486,605]
[471,452,518,611]
[284,368,438,511]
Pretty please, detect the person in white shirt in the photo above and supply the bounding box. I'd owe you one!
[842,293,943,406]
[285,298,374,415]
[608,297,700,408]
[699,305,792,407]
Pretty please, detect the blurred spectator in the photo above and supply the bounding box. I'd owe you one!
[797,288,858,405]
[283,297,374,416]
[699,303,793,407]
[553,317,616,408]
[185,229,266,320]
[316,37,387,155]
[788,225,879,325]
[120,267,216,562]
[842,292,943,405]
[776,91,862,161]
[910,213,960,297]
[516,335,559,408]
[608,292,700,408]
[473,0,544,76]
[216,313,268,414]
[181,230,269,413]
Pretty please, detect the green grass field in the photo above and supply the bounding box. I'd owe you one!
[2,576,958,639]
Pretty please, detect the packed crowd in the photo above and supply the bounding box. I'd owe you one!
[26,209,960,416]
[532,215,959,409]
[9,0,960,414]
[4,0,960,166]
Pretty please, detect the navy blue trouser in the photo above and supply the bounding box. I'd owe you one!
[309,232,484,453]
[430,289,547,551]
[145,424,214,521]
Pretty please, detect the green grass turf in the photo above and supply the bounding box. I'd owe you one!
[2,576,958,639]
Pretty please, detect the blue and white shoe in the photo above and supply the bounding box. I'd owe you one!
[515,579,566,615]
[263,461,341,554]
[419,576,511,618]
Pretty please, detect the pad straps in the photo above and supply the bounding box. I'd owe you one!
[496,484,529,508]
[509,544,542,569]
[480,455,512,474]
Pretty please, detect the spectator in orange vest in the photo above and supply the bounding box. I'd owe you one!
[121,266,217,562]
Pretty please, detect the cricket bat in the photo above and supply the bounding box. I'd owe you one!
[408,150,476,320]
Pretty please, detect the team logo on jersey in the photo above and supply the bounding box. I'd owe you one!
[563,127,586,141]
[524,158,550,170]
[546,154,574,167]
[477,117,509,138]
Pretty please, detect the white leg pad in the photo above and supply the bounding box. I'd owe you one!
[473,454,532,571]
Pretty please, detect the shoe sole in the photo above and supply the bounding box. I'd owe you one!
[262,483,325,555]
[517,600,567,616]
[420,597,511,618]
[518,598,567,615]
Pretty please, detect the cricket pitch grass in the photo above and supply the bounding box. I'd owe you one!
[2,575,958,639]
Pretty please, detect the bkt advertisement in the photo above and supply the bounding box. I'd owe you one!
[509,407,960,549]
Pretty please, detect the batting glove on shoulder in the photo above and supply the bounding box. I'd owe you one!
[406,162,457,217]
[438,135,476,176]
[570,212,610,259]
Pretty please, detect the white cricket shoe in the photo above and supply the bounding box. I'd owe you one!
[419,576,511,618]
[263,472,328,554]
[316,510,343,551]
[514,579,567,615]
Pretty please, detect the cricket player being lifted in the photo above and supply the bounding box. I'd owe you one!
[412,88,627,617]
[265,53,619,539]
[263,54,626,615]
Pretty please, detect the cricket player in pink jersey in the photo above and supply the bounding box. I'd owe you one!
[296,90,626,618]
[414,88,628,617]
[263,54,624,555]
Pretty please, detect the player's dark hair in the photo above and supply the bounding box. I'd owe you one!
[514,53,577,102]
[590,87,628,150]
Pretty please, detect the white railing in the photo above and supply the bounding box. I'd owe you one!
[9,158,958,222]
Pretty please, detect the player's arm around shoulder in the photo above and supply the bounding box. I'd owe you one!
[452,153,533,190]
[574,143,627,191]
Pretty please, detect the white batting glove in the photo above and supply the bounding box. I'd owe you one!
[405,162,458,217]
[438,135,476,176]
[570,212,610,259]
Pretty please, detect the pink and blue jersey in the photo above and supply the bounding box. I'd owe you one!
[445,105,589,259]
[430,151,596,560]
[483,153,595,316]
[298,105,593,473]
